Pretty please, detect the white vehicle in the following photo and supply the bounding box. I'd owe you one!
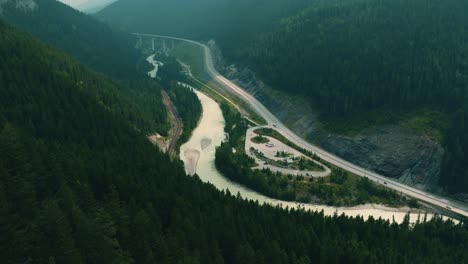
[272,123,277,128]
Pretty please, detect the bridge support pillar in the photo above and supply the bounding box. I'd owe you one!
[135,35,143,49]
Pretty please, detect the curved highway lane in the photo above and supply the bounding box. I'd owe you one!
[134,33,468,218]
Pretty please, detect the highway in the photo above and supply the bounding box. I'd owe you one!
[134,33,468,218]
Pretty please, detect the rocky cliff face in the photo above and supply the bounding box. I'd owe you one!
[208,41,444,192]
[321,127,443,191]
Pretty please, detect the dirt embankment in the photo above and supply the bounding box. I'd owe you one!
[148,90,183,160]
[161,90,183,158]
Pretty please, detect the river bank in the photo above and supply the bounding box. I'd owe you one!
[179,90,444,223]
[146,54,163,78]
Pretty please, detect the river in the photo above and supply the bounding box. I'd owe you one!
[180,90,444,224]
[147,54,162,78]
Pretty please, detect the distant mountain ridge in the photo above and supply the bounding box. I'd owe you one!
[1,0,139,79]
[0,0,37,13]
[74,0,117,13]
[97,0,314,56]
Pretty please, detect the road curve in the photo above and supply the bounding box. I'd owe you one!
[134,33,468,218]
[245,127,331,177]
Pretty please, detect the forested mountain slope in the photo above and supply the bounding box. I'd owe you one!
[1,0,140,79]
[243,0,468,115]
[99,0,468,194]
[0,17,169,137]
[239,0,468,194]
[98,0,468,117]
[1,19,468,263]
[97,0,313,57]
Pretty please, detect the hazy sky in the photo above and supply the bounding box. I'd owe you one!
[59,0,116,11]
[59,0,88,8]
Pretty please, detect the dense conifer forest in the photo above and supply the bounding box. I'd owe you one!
[238,0,468,194]
[1,0,140,79]
[215,103,412,206]
[98,0,311,41]
[98,0,468,194]
[1,21,468,263]
[1,0,468,262]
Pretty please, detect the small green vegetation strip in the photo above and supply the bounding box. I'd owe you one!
[193,78,267,125]
[166,83,202,148]
[255,127,317,157]
[251,135,269,143]
[148,54,203,151]
[169,41,267,125]
[254,127,346,174]
[216,107,417,207]
[169,42,205,77]
[249,148,325,172]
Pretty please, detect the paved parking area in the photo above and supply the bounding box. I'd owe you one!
[245,127,331,177]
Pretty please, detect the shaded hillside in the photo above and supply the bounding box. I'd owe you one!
[1,19,468,263]
[239,0,468,193]
[97,0,313,57]
[243,0,468,116]
[1,0,140,79]
[99,0,468,194]
[0,15,169,137]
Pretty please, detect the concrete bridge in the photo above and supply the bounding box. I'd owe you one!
[133,33,177,54]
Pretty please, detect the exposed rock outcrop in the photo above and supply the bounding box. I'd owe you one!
[208,40,444,192]
[321,127,443,191]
